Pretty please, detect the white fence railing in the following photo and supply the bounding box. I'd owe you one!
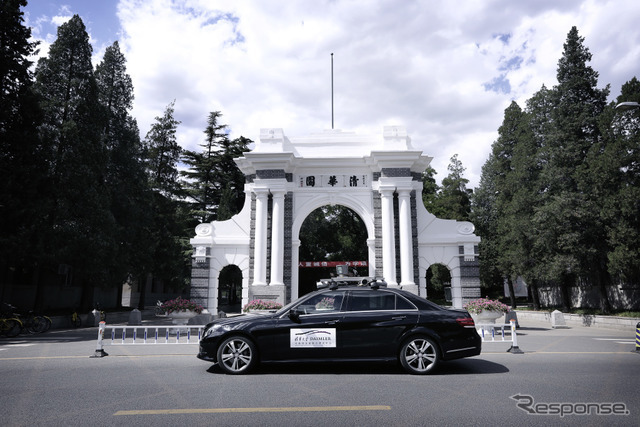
[476,320,523,353]
[92,321,206,357]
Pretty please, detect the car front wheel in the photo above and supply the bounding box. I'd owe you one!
[399,336,439,374]
[216,336,257,374]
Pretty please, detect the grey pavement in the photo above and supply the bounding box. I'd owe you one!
[1,315,638,426]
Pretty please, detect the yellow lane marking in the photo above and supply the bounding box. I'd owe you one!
[115,405,392,416]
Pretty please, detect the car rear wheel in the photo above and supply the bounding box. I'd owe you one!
[399,336,439,374]
[216,336,257,374]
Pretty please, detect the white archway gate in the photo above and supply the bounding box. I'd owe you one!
[189,127,480,312]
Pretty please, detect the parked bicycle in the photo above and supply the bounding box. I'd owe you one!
[1,303,50,334]
[0,317,22,338]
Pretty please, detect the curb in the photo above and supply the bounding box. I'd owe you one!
[510,310,639,331]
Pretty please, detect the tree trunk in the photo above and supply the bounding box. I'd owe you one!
[116,282,123,309]
[137,274,148,310]
[559,274,572,312]
[79,275,95,312]
[596,268,612,315]
[507,276,517,309]
[529,279,541,311]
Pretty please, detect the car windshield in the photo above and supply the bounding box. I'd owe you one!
[274,299,299,316]
[274,290,345,316]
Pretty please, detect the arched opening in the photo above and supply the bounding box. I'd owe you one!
[218,265,243,313]
[298,205,368,297]
[426,263,451,304]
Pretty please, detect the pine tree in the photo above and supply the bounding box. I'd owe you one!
[438,154,472,221]
[0,0,44,275]
[508,87,555,311]
[144,100,182,196]
[141,101,189,306]
[95,41,150,292]
[181,111,250,223]
[421,166,442,217]
[0,0,37,130]
[491,101,525,307]
[33,15,114,308]
[596,78,640,286]
[471,153,502,293]
[534,27,610,312]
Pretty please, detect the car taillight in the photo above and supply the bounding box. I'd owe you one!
[456,317,475,327]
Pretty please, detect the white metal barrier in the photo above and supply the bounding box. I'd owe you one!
[92,321,206,357]
[476,319,523,354]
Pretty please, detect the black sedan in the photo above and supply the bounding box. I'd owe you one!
[198,284,481,375]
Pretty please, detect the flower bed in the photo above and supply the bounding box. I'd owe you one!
[463,297,509,314]
[159,297,204,314]
[243,299,283,313]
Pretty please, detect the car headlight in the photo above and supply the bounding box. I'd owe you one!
[203,324,231,338]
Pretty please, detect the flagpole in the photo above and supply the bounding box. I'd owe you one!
[331,53,334,129]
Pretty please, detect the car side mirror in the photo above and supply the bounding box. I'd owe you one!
[288,308,302,322]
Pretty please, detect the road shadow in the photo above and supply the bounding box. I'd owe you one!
[0,327,99,344]
[205,358,508,376]
[433,358,509,375]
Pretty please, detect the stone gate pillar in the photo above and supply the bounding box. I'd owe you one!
[398,185,415,287]
[379,185,398,286]
[269,190,285,286]
[253,189,269,286]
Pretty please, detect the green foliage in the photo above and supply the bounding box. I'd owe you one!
[474,26,635,313]
[95,41,150,286]
[426,264,451,297]
[421,166,442,216]
[0,0,44,266]
[180,112,250,224]
[299,205,368,263]
[422,156,472,221]
[0,10,250,310]
[142,103,191,292]
[144,100,182,196]
[595,78,640,284]
[33,15,115,281]
[439,154,472,221]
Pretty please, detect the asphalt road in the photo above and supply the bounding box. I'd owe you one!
[1,320,638,426]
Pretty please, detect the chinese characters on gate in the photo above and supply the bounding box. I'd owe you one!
[298,261,368,268]
[298,174,369,188]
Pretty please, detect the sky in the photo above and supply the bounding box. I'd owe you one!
[23,0,640,189]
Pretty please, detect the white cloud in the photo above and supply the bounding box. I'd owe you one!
[50,5,72,26]
[28,0,640,188]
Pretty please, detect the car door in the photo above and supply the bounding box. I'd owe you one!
[258,290,346,361]
[339,289,419,359]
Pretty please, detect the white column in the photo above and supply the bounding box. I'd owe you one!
[253,190,269,286]
[398,189,415,286]
[379,187,397,286]
[269,191,285,286]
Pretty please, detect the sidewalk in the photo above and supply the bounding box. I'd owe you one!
[46,307,218,330]
[45,307,640,332]
[512,310,639,332]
